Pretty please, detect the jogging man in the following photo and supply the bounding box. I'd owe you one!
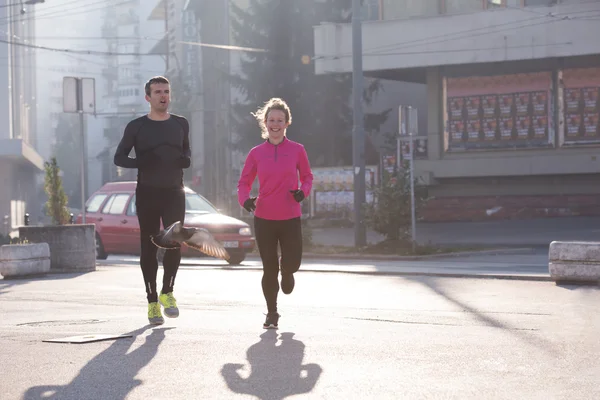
[114,76,191,325]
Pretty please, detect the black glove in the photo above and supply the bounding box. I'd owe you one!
[290,189,305,203]
[136,151,161,170]
[243,197,257,212]
[175,155,191,169]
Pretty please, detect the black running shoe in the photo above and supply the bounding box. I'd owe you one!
[263,312,280,329]
[281,273,295,295]
[151,221,230,260]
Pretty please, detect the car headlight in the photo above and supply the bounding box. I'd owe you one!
[239,227,252,236]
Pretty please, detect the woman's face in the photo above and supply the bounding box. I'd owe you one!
[265,109,289,141]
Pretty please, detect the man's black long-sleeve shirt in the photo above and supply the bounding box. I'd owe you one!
[113,114,191,188]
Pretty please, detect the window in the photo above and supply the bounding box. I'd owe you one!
[101,194,130,215]
[445,0,485,14]
[185,193,218,214]
[101,195,114,213]
[524,0,557,6]
[362,0,381,20]
[127,194,136,216]
[383,0,440,20]
[486,0,507,7]
[86,194,108,213]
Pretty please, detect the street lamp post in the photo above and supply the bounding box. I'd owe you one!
[351,0,366,247]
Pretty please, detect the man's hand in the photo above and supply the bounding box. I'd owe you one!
[290,189,305,203]
[136,151,161,170]
[243,197,257,213]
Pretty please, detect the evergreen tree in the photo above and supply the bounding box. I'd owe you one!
[44,157,70,225]
[230,0,390,166]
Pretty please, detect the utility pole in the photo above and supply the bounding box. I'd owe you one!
[63,77,96,224]
[352,0,366,247]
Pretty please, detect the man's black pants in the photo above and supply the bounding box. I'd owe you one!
[136,185,185,303]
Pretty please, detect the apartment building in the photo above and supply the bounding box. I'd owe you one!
[98,0,165,184]
[35,1,108,210]
[314,0,600,221]
[149,0,204,190]
[0,1,44,233]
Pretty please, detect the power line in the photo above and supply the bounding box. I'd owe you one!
[314,16,554,60]
[368,18,566,57]
[339,2,600,57]
[358,41,573,58]
[0,37,164,56]
[317,7,598,62]
[329,16,545,58]
[0,0,112,25]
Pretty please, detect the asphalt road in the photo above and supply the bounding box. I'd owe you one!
[100,248,551,279]
[1,262,598,399]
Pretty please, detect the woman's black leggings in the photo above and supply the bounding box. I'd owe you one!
[254,216,303,313]
[136,185,186,303]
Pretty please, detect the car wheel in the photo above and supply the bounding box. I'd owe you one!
[226,250,245,265]
[96,233,108,260]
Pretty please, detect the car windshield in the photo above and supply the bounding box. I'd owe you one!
[185,193,218,214]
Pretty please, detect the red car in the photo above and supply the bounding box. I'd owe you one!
[77,181,255,265]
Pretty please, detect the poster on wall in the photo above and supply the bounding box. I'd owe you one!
[449,120,465,142]
[483,118,497,141]
[562,68,600,144]
[499,94,513,117]
[584,113,599,137]
[515,93,530,116]
[583,88,598,112]
[565,88,581,113]
[467,120,481,142]
[449,98,464,120]
[532,91,547,115]
[516,116,530,140]
[533,115,548,139]
[500,117,513,140]
[482,95,497,118]
[465,96,481,119]
[445,72,553,151]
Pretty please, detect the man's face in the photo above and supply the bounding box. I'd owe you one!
[145,83,170,112]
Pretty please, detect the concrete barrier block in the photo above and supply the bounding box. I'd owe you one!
[548,241,600,284]
[0,243,51,278]
[549,241,600,262]
[18,224,96,273]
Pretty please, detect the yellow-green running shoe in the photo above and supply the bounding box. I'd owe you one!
[148,302,164,325]
[159,292,179,318]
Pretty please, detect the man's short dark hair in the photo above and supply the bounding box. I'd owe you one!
[145,76,170,96]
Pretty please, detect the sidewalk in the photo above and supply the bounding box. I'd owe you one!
[310,216,600,248]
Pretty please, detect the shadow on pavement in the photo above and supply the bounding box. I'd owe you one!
[222,330,322,400]
[409,276,558,354]
[555,282,600,291]
[0,271,94,296]
[22,325,171,400]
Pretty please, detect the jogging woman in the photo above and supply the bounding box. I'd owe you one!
[237,97,313,329]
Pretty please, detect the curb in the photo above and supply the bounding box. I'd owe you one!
[98,261,552,282]
[248,247,537,261]
[295,269,553,282]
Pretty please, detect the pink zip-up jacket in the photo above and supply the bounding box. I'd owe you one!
[237,137,313,221]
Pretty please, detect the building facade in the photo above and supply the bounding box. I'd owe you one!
[0,1,44,233]
[314,0,600,221]
[98,0,166,184]
[35,0,108,211]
